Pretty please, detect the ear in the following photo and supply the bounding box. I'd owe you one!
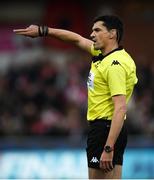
[109,29,116,39]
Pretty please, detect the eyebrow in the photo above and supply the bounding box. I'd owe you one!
[92,27,101,31]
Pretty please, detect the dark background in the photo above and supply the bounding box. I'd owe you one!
[0,0,154,148]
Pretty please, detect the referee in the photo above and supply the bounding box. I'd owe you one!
[14,15,138,179]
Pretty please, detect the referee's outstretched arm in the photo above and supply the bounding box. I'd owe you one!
[13,25,93,54]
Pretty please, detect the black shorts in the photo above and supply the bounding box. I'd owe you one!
[86,119,127,169]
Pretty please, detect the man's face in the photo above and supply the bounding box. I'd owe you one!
[90,21,110,50]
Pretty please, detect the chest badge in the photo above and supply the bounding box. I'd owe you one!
[95,61,101,68]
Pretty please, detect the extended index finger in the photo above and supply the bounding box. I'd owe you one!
[13,29,28,33]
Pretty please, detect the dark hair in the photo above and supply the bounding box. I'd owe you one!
[93,15,123,44]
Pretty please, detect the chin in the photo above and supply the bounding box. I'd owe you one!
[94,45,99,50]
[94,43,102,50]
[95,47,101,51]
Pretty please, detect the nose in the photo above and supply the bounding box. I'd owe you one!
[90,31,95,39]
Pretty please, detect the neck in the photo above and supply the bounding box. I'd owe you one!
[101,42,119,56]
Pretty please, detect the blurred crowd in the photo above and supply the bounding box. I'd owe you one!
[0,0,154,141]
[0,51,90,139]
[0,47,154,139]
[127,60,154,137]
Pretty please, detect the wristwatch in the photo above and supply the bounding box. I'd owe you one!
[104,145,114,153]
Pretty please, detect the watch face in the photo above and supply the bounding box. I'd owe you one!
[104,146,113,153]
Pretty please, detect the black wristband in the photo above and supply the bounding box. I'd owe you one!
[38,25,48,37]
[38,26,43,36]
[43,26,48,36]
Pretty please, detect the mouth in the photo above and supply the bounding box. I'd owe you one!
[92,39,96,43]
[92,39,97,46]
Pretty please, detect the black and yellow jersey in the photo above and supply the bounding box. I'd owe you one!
[87,45,138,121]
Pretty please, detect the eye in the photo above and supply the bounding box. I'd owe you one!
[95,28,100,32]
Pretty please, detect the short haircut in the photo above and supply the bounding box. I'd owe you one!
[93,15,123,44]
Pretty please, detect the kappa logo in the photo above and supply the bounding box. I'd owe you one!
[95,61,101,68]
[111,60,121,66]
[90,157,99,163]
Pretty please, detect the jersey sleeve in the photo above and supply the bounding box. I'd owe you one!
[91,44,101,56]
[107,64,126,96]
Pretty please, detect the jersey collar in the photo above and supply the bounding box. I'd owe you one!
[92,46,123,63]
